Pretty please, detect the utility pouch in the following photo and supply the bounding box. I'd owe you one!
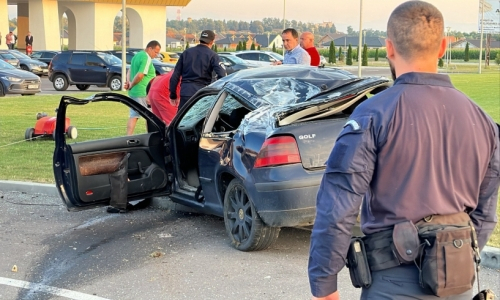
[416,213,477,297]
[472,289,496,300]
[346,237,372,288]
[391,220,419,264]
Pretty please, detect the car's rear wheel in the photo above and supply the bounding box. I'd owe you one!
[76,84,90,91]
[66,126,78,139]
[25,128,35,141]
[53,74,69,91]
[109,75,121,91]
[223,178,280,251]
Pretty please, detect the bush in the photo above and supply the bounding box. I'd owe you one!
[346,44,353,65]
[438,58,444,67]
[362,44,368,66]
[272,43,276,53]
[338,46,344,61]
[375,48,379,61]
[496,51,500,65]
[251,43,255,50]
[464,42,469,62]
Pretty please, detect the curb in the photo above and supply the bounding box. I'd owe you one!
[1,180,499,270]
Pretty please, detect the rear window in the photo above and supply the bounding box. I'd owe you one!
[0,53,17,60]
[70,54,86,65]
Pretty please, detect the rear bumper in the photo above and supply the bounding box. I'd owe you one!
[250,166,323,227]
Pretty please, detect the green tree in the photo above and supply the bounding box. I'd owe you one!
[347,44,353,65]
[495,51,500,65]
[214,44,218,52]
[224,46,227,51]
[362,44,368,66]
[185,42,190,50]
[237,41,242,51]
[242,41,247,50]
[332,43,336,64]
[338,46,343,61]
[438,58,444,67]
[272,43,277,53]
[375,48,379,61]
[464,42,470,62]
[356,46,360,61]
[328,41,334,63]
[251,43,255,50]
[258,45,261,50]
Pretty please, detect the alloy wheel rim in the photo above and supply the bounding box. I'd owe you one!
[227,186,252,243]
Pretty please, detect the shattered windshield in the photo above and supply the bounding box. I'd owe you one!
[224,78,320,108]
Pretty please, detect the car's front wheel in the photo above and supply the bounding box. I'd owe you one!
[223,178,280,251]
[109,75,121,91]
[53,74,69,91]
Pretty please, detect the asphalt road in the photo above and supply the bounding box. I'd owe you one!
[1,190,499,300]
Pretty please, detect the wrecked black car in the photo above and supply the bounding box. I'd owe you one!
[53,65,390,251]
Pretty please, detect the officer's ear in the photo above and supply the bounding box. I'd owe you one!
[385,38,395,61]
[437,37,447,58]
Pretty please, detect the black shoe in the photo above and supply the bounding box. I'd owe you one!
[106,206,128,214]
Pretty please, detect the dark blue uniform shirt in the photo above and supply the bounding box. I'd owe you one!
[169,44,226,99]
[308,72,500,297]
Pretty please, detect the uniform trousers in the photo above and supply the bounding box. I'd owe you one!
[360,265,473,300]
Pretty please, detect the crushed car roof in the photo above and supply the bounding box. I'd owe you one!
[210,65,358,107]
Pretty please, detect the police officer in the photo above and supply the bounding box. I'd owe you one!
[169,29,226,109]
[308,1,500,299]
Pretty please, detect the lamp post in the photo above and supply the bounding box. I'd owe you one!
[446,27,451,68]
[121,0,126,91]
[479,0,485,74]
[184,28,186,50]
[283,0,286,30]
[267,32,270,50]
[357,0,363,77]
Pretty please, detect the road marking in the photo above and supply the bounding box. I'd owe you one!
[0,277,110,300]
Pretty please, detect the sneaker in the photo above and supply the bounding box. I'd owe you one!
[106,206,128,213]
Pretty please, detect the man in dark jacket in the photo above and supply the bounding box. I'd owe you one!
[25,32,33,54]
[308,1,500,299]
[169,29,226,109]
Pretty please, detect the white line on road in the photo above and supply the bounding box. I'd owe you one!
[0,277,110,300]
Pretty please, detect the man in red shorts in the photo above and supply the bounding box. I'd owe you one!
[147,70,181,125]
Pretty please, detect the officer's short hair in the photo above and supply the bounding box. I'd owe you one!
[387,1,444,60]
[282,28,299,39]
[146,40,161,50]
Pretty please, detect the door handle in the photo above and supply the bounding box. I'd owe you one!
[127,139,140,146]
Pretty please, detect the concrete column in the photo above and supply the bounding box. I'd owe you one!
[29,0,61,50]
[126,5,166,49]
[17,3,29,50]
[0,0,9,49]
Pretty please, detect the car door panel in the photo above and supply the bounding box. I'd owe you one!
[54,93,172,211]
[65,132,168,205]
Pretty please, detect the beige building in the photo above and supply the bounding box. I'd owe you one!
[1,0,190,51]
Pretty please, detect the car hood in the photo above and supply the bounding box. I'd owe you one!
[0,68,41,79]
[19,58,48,67]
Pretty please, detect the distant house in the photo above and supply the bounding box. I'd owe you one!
[165,37,182,49]
[321,36,386,48]
[452,39,500,49]
[318,33,347,46]
[215,34,253,50]
[252,34,283,49]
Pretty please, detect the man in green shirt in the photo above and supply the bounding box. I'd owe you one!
[125,40,161,135]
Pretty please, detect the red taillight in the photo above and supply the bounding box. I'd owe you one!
[254,136,301,168]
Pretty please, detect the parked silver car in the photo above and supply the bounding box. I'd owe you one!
[220,50,284,67]
[0,60,41,96]
[8,50,48,76]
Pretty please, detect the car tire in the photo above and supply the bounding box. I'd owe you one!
[223,178,280,251]
[0,83,5,97]
[76,84,90,91]
[53,74,69,91]
[25,128,35,141]
[20,65,29,71]
[66,126,78,139]
[109,75,121,91]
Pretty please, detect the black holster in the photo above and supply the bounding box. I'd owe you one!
[109,153,130,209]
[346,237,372,288]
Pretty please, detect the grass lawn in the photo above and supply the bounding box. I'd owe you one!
[0,72,499,247]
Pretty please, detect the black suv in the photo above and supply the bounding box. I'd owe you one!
[48,50,125,91]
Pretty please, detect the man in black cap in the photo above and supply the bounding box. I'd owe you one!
[169,29,226,109]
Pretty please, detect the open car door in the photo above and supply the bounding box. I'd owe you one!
[53,93,172,211]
